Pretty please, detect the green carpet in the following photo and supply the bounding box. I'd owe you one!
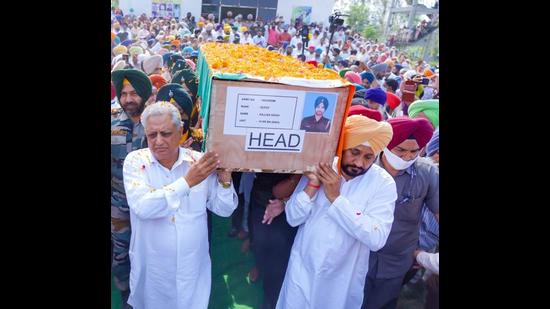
[111,214,263,309]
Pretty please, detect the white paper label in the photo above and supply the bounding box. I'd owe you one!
[223,87,306,135]
[245,129,305,153]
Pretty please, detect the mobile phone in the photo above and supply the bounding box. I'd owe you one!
[402,80,417,103]
[421,78,430,85]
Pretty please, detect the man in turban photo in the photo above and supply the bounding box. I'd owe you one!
[300,96,332,133]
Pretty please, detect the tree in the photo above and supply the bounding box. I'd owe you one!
[363,24,381,40]
[346,1,371,34]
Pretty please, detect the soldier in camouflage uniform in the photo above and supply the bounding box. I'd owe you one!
[111,69,152,308]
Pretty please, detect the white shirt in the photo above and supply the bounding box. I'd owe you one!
[277,164,397,309]
[308,37,321,49]
[290,36,301,48]
[288,27,297,37]
[417,252,439,275]
[240,35,254,45]
[123,147,238,309]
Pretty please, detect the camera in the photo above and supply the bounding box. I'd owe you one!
[329,11,346,32]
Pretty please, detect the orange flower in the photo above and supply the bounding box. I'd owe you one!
[201,43,344,81]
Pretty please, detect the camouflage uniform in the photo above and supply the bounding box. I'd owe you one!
[111,107,146,293]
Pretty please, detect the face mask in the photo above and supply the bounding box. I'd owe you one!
[383,147,419,170]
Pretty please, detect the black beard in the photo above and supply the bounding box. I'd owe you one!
[342,164,370,178]
[122,100,145,117]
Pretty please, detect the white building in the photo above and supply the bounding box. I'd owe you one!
[119,0,336,24]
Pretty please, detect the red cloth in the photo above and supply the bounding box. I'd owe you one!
[267,28,279,46]
[387,117,433,150]
[277,32,292,45]
[344,71,362,84]
[306,60,318,67]
[347,105,382,122]
[149,74,167,90]
[386,92,401,110]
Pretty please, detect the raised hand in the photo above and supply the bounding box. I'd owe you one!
[184,151,219,187]
[315,162,341,203]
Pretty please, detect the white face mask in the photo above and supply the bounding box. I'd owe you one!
[383,147,419,170]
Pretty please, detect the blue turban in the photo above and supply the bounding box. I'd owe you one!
[315,47,323,54]
[353,83,365,91]
[364,87,387,105]
[120,39,134,47]
[395,64,403,72]
[371,63,388,73]
[162,52,174,66]
[426,128,439,157]
[182,46,194,56]
[360,71,375,83]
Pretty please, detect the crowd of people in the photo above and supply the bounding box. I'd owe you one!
[111,7,439,309]
[388,15,439,46]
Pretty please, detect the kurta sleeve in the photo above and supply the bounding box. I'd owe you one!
[326,177,397,251]
[123,151,190,220]
[205,174,238,217]
[417,252,439,275]
[285,176,318,227]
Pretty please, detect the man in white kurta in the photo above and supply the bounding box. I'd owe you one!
[122,102,238,309]
[276,115,397,309]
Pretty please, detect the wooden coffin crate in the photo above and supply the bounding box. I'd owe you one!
[205,78,352,173]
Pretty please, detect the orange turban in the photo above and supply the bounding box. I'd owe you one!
[171,40,181,48]
[424,68,434,77]
[149,74,167,89]
[343,115,393,154]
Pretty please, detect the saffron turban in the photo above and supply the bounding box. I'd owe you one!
[343,115,393,154]
[149,74,167,90]
[387,117,433,150]
[408,99,439,128]
[112,45,127,56]
[424,68,434,77]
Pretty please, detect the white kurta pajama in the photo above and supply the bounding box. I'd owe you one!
[122,147,238,309]
[276,164,397,309]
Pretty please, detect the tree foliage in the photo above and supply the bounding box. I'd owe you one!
[363,24,381,40]
[346,2,371,34]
